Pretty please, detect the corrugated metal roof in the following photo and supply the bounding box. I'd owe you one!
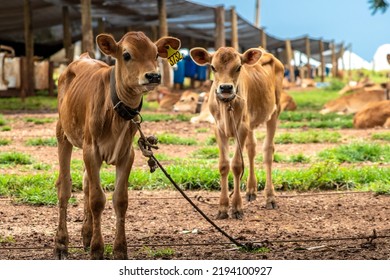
[0,0,339,60]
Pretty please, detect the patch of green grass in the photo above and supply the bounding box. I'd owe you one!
[24,117,56,125]
[0,96,58,112]
[196,128,209,133]
[192,146,219,159]
[141,113,191,122]
[288,153,311,163]
[318,143,390,163]
[0,114,6,126]
[275,130,341,144]
[0,235,16,244]
[25,137,57,147]
[104,244,113,258]
[288,89,339,111]
[156,133,197,145]
[142,246,175,258]
[0,152,32,165]
[372,132,390,142]
[0,138,11,146]
[205,136,217,145]
[32,162,52,171]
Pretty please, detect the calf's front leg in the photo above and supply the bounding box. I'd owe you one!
[83,147,106,259]
[216,129,230,219]
[112,147,134,259]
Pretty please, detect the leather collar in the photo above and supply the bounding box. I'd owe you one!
[110,67,143,121]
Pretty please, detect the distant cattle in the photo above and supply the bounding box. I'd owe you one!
[280,91,297,112]
[320,89,388,115]
[147,85,181,111]
[190,46,284,219]
[55,31,180,259]
[353,100,390,129]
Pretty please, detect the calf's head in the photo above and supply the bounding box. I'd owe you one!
[97,32,180,90]
[190,47,263,102]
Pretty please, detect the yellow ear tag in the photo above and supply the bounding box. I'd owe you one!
[166,45,183,66]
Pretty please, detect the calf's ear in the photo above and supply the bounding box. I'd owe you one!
[96,34,118,56]
[241,48,263,65]
[155,37,181,58]
[190,48,211,66]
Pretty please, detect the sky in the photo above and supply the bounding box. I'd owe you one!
[192,0,390,62]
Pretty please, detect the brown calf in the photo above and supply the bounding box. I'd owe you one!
[190,47,284,219]
[320,89,388,115]
[353,100,390,128]
[55,31,180,259]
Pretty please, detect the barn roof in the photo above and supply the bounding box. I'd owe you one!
[0,0,340,61]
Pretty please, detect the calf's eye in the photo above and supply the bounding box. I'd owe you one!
[211,65,217,72]
[236,65,242,72]
[123,52,131,61]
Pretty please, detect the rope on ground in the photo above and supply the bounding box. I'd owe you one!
[1,230,389,251]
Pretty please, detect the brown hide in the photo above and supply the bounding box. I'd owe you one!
[190,47,284,218]
[280,91,297,111]
[320,89,387,115]
[55,31,180,260]
[353,100,390,128]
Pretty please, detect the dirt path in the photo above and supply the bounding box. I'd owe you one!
[1,113,390,259]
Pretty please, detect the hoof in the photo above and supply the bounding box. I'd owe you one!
[246,193,257,202]
[54,247,68,260]
[231,209,244,220]
[217,211,229,219]
[265,201,277,209]
[114,251,128,260]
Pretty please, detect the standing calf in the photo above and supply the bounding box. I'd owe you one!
[55,32,180,259]
[190,47,283,219]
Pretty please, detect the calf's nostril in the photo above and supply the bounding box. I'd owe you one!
[145,73,161,84]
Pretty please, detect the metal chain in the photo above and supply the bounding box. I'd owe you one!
[131,116,257,250]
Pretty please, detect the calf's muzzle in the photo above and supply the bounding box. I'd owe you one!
[145,73,161,84]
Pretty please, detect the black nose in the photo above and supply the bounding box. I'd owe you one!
[145,73,161,84]
[219,84,233,93]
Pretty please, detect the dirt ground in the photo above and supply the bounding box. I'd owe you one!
[1,112,390,260]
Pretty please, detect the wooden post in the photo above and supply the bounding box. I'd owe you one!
[255,0,261,27]
[48,61,55,96]
[62,6,73,63]
[230,7,238,51]
[214,6,225,49]
[331,41,337,77]
[158,0,171,88]
[23,0,34,98]
[305,37,311,78]
[81,0,95,58]
[319,39,325,82]
[260,29,267,49]
[158,0,168,37]
[338,44,345,75]
[285,40,294,82]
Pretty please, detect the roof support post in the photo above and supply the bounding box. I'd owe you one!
[62,6,73,63]
[214,5,225,49]
[81,0,95,58]
[285,39,294,82]
[23,0,34,98]
[331,41,337,77]
[158,0,171,88]
[305,37,311,78]
[260,29,267,50]
[230,7,239,51]
[319,39,325,82]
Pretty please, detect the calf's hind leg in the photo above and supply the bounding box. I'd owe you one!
[54,122,73,259]
[263,112,278,209]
